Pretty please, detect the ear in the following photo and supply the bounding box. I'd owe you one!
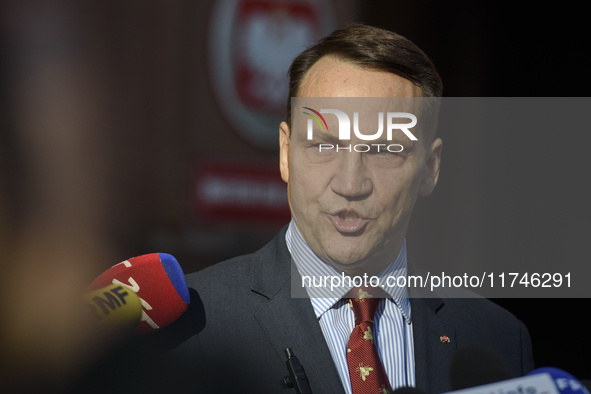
[279,121,290,184]
[419,137,442,197]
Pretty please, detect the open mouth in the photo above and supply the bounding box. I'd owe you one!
[331,210,368,233]
[338,211,360,221]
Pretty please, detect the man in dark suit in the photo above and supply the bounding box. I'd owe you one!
[171,24,534,393]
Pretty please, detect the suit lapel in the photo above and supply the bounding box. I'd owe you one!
[254,284,345,394]
[250,227,346,394]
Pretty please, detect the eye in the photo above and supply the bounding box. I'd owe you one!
[311,143,336,153]
[368,146,393,156]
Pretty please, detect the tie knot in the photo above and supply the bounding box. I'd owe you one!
[348,287,381,324]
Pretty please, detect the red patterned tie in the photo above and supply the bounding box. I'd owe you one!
[347,288,392,394]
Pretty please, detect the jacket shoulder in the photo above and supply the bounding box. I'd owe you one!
[185,252,254,292]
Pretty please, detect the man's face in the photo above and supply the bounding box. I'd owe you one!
[279,56,442,275]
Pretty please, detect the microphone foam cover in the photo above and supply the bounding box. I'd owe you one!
[83,284,142,331]
[86,253,189,334]
[159,253,190,304]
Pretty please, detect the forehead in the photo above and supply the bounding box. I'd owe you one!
[298,56,422,98]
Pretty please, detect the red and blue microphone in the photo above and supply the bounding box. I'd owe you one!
[85,253,190,334]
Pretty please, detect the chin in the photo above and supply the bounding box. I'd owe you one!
[324,245,372,268]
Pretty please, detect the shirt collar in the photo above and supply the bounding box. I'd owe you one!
[286,219,411,323]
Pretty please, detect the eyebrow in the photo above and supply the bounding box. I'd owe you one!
[371,136,415,145]
[299,129,418,150]
[305,129,340,145]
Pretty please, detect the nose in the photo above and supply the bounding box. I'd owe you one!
[329,149,373,200]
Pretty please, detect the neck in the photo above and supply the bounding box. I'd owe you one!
[329,238,404,278]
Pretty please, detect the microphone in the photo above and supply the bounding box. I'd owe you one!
[450,343,513,390]
[444,373,560,394]
[86,253,190,334]
[527,367,590,394]
[66,254,205,394]
[281,348,312,394]
[82,283,142,332]
[444,367,590,394]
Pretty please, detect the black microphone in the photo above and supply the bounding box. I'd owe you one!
[450,343,513,390]
[281,348,312,394]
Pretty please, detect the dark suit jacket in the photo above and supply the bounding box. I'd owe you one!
[169,226,534,393]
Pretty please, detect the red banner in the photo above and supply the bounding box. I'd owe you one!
[191,158,291,226]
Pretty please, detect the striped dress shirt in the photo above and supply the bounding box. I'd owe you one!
[286,220,415,393]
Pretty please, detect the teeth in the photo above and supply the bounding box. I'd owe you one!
[339,211,359,221]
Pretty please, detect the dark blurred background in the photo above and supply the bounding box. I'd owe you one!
[1,0,589,390]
